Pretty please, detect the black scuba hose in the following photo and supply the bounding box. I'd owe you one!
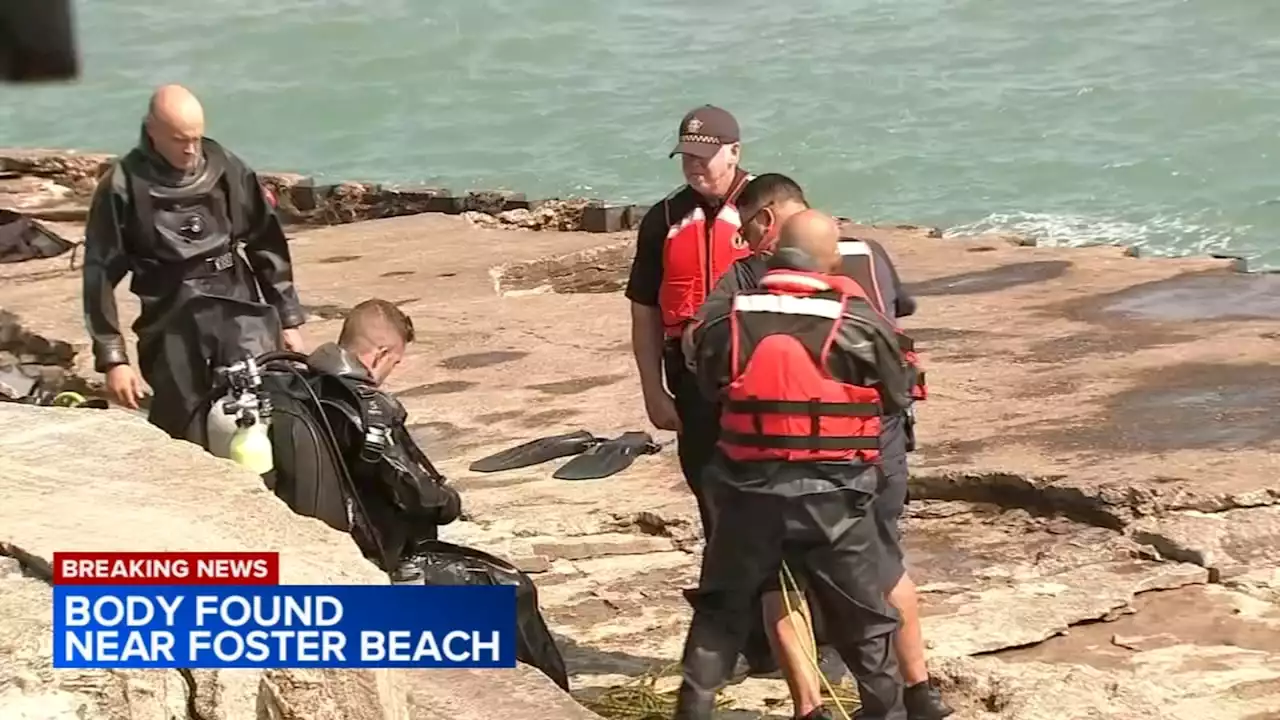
[184,349,314,449]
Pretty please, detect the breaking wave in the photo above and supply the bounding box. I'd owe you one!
[943,211,1253,264]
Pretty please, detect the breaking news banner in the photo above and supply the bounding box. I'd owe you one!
[51,551,517,670]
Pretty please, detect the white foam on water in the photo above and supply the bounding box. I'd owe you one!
[944,211,1249,262]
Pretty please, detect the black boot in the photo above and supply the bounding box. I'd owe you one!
[903,680,954,720]
[798,706,834,720]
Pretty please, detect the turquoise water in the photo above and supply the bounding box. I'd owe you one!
[3,0,1280,267]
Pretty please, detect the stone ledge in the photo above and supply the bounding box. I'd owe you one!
[0,402,604,720]
[491,240,636,295]
[0,309,96,401]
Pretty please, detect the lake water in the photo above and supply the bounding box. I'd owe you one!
[3,0,1279,267]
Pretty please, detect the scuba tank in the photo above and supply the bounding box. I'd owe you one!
[206,394,240,460]
[208,355,276,474]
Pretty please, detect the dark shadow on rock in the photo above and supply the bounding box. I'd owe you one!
[553,631,673,679]
[1020,329,1197,364]
[527,374,627,395]
[520,408,582,427]
[456,473,546,491]
[906,260,1072,297]
[1016,362,1280,455]
[380,270,416,278]
[440,350,529,370]
[305,303,350,320]
[318,255,362,264]
[397,380,477,398]
[406,421,465,455]
[476,410,524,424]
[1062,269,1280,323]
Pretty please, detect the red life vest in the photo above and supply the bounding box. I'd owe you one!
[657,172,753,338]
[836,239,928,401]
[718,269,884,464]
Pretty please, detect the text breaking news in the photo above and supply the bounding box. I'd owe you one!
[50,552,517,670]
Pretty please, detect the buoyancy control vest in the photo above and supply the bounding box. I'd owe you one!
[718,269,887,464]
[837,238,928,401]
[657,172,753,338]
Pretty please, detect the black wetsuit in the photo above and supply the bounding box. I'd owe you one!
[306,342,462,572]
[677,251,913,720]
[82,130,305,442]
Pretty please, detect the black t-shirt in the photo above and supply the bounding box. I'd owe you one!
[624,185,703,307]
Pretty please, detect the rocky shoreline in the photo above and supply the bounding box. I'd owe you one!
[3,148,1280,719]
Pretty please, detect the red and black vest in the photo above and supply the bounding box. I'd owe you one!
[718,269,884,464]
[658,172,753,338]
[837,239,927,401]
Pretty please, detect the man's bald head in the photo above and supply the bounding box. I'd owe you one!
[775,209,842,272]
[144,84,205,172]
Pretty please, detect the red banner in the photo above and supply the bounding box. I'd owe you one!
[52,551,279,585]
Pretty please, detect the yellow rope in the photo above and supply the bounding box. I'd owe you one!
[780,560,853,720]
[578,563,860,720]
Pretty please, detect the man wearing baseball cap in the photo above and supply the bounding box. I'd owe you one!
[624,105,773,675]
[625,104,752,536]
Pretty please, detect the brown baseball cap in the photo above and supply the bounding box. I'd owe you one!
[669,105,740,159]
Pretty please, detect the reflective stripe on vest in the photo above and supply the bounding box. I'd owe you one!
[657,174,754,338]
[837,240,887,315]
[835,244,928,401]
[720,272,883,463]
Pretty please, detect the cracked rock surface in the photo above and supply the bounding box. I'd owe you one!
[2,210,1279,718]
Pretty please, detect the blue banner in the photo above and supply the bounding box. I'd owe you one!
[53,585,517,669]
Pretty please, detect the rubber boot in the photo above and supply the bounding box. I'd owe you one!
[903,680,954,720]
[799,707,834,720]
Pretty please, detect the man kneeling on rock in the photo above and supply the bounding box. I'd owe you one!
[260,299,570,690]
[266,298,462,575]
[676,210,913,720]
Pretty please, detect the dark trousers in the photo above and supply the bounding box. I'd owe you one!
[673,483,906,720]
[664,343,720,535]
[662,343,776,673]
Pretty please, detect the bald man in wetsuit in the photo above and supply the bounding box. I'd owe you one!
[688,173,952,720]
[678,210,911,720]
[83,84,307,442]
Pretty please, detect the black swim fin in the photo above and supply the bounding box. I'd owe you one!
[469,430,600,473]
[552,431,663,481]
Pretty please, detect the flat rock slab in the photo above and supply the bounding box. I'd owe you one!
[2,211,1279,717]
[982,584,1280,719]
[1132,505,1280,580]
[0,403,602,720]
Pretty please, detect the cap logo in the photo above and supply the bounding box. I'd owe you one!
[685,117,703,133]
